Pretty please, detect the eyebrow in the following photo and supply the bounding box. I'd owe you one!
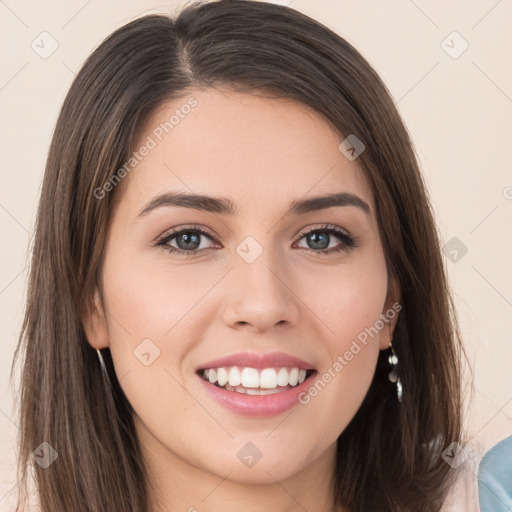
[136,191,371,219]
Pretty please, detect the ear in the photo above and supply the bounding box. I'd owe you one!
[379,276,401,350]
[81,288,110,350]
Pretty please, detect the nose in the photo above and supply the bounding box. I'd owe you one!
[221,246,301,332]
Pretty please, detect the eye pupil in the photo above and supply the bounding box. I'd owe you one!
[307,232,329,250]
[177,232,200,250]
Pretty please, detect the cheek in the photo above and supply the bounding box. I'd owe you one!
[299,342,378,446]
[293,255,388,435]
[302,253,388,349]
[99,253,203,429]
[101,247,219,345]
[99,248,224,405]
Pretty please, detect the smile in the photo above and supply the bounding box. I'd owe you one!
[196,365,318,417]
[199,366,314,394]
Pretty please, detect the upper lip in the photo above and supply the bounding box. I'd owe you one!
[196,351,316,372]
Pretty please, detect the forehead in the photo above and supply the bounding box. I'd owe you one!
[119,88,373,215]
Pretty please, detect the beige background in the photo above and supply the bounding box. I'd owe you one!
[1,0,511,507]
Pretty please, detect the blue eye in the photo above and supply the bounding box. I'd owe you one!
[155,224,358,257]
[294,224,357,254]
[155,225,218,257]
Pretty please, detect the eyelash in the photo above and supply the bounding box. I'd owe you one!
[154,224,359,258]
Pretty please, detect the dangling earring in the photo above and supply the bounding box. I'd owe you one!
[387,327,403,403]
[96,348,109,378]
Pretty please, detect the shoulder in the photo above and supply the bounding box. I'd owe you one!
[440,441,482,512]
[477,435,512,511]
[440,435,512,512]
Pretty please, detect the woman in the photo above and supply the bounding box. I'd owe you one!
[12,1,471,510]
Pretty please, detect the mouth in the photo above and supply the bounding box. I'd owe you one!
[196,365,318,417]
[194,351,318,416]
[196,366,317,395]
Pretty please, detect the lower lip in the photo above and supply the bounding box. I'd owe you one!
[197,372,317,417]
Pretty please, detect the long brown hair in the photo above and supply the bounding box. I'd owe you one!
[12,1,464,510]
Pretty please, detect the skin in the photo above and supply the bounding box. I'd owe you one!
[84,88,400,512]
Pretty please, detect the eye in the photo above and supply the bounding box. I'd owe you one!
[294,224,358,254]
[154,223,358,257]
[155,225,219,257]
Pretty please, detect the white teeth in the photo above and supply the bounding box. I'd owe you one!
[289,368,299,386]
[226,384,283,395]
[259,368,277,389]
[276,368,289,386]
[201,366,311,390]
[241,367,260,388]
[217,367,229,387]
[228,367,241,387]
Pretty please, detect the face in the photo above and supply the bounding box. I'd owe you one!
[84,88,399,488]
